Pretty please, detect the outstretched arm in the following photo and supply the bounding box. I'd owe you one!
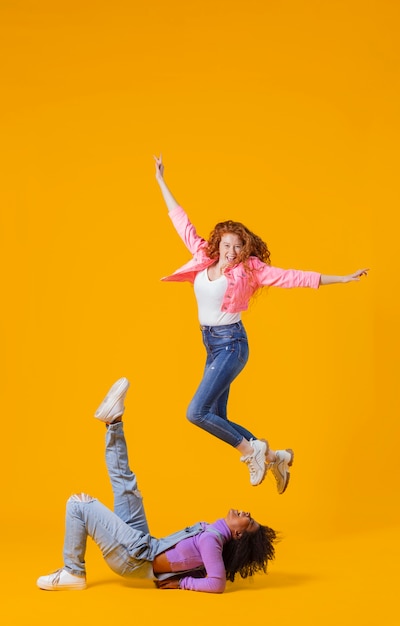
[320,269,369,285]
[154,154,179,213]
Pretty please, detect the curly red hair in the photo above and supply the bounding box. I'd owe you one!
[206,220,271,266]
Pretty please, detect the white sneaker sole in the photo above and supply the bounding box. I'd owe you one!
[37,581,87,591]
[94,378,130,422]
[37,573,87,591]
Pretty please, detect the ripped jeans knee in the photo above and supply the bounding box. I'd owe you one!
[68,493,96,503]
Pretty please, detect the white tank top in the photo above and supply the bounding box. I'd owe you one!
[193,268,241,326]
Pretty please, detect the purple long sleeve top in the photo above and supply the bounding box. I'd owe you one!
[163,518,232,593]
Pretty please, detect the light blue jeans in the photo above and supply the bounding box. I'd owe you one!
[187,321,256,448]
[63,423,203,578]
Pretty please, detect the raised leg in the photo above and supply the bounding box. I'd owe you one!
[105,422,149,534]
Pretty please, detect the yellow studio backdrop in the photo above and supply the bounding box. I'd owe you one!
[0,1,398,625]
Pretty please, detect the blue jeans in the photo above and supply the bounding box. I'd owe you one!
[187,321,256,448]
[63,423,204,579]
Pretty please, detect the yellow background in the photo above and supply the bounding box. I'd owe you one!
[1,1,399,624]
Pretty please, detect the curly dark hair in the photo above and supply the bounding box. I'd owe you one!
[206,220,271,266]
[222,524,278,583]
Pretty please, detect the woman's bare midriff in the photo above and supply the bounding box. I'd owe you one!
[152,552,173,574]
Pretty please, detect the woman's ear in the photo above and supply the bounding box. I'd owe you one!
[234,530,242,540]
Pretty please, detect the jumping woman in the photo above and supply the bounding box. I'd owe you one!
[154,155,368,492]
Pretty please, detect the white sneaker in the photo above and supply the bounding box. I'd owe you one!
[94,378,130,423]
[240,439,268,486]
[269,449,294,494]
[37,568,87,591]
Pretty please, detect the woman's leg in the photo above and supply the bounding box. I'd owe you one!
[187,344,267,485]
[62,495,153,578]
[37,380,155,591]
[38,466,154,590]
[105,422,149,533]
[210,386,258,443]
[187,323,270,486]
[200,327,294,492]
[95,378,150,533]
[187,344,255,447]
[37,494,155,590]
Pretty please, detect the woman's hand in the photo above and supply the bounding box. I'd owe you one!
[341,268,369,283]
[154,154,164,181]
[154,577,181,589]
[320,269,369,285]
[153,154,180,212]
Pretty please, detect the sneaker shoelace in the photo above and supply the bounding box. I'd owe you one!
[50,569,64,585]
[243,453,260,477]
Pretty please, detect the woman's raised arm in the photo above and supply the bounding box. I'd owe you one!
[154,154,180,213]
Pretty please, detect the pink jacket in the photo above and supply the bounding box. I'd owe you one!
[162,206,321,313]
